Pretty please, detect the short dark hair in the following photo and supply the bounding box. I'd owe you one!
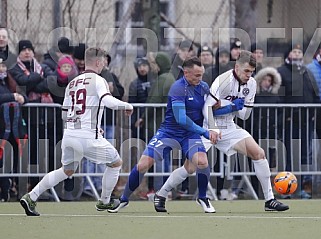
[182,56,202,68]
[236,50,256,67]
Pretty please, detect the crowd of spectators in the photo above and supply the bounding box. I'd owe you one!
[1,24,320,201]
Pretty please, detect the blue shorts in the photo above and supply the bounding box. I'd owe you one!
[143,129,206,161]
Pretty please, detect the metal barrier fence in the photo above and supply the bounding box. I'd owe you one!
[1,103,321,201]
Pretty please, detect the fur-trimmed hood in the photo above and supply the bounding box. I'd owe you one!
[255,67,282,94]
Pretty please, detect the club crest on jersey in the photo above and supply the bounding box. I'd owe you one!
[242,88,250,96]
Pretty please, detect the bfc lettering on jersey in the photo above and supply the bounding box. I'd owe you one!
[68,77,90,89]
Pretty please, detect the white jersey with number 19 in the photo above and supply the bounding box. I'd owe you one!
[62,71,131,139]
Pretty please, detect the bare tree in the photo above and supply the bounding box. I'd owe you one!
[234,0,257,42]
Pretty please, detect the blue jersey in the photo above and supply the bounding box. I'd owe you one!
[159,77,209,136]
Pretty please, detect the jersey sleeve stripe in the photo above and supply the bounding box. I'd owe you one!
[95,93,112,139]
[244,105,253,108]
[101,93,112,98]
[209,92,219,101]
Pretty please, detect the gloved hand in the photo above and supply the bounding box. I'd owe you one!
[231,98,245,111]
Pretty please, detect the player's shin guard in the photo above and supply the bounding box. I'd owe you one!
[196,166,210,199]
[157,166,189,198]
[122,165,145,201]
[253,159,274,200]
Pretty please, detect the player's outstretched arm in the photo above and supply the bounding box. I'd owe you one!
[172,101,209,138]
[102,94,133,112]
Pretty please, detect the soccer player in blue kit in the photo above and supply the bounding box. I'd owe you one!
[107,57,220,213]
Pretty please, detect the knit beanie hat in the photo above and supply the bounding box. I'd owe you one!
[18,40,34,53]
[58,37,74,55]
[58,56,74,68]
[73,43,86,60]
[197,45,214,57]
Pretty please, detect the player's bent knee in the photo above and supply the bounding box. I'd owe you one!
[64,169,74,176]
[111,159,122,168]
[251,147,266,160]
[137,156,154,173]
[183,161,196,174]
[197,158,209,169]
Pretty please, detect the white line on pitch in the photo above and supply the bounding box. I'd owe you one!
[1,214,321,219]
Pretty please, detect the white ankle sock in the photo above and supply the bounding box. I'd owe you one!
[100,165,121,204]
[29,167,68,201]
[253,159,274,201]
[157,166,189,198]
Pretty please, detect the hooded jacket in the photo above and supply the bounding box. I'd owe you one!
[255,67,281,96]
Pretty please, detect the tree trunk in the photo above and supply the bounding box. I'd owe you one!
[234,0,257,43]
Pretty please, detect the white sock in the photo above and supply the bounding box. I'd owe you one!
[29,167,68,201]
[100,165,121,204]
[157,166,189,198]
[253,159,274,201]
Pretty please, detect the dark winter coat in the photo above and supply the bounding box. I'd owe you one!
[100,68,124,125]
[9,61,54,98]
[145,52,175,139]
[0,46,17,70]
[251,67,282,140]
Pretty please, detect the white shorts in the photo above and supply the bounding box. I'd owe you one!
[203,123,251,156]
[61,135,121,167]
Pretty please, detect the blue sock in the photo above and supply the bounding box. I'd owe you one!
[121,165,145,201]
[196,166,210,199]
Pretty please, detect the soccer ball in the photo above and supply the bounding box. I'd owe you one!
[273,171,298,195]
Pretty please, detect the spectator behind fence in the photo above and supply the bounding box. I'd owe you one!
[197,45,214,70]
[229,39,242,67]
[203,47,232,88]
[250,43,264,76]
[128,57,152,140]
[171,40,195,80]
[0,27,16,70]
[278,43,320,199]
[9,40,55,194]
[305,45,321,198]
[73,43,86,73]
[100,52,124,139]
[0,58,27,201]
[43,37,78,104]
[9,40,54,102]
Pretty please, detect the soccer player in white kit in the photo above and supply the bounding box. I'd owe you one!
[204,50,289,211]
[156,50,289,212]
[20,48,133,216]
